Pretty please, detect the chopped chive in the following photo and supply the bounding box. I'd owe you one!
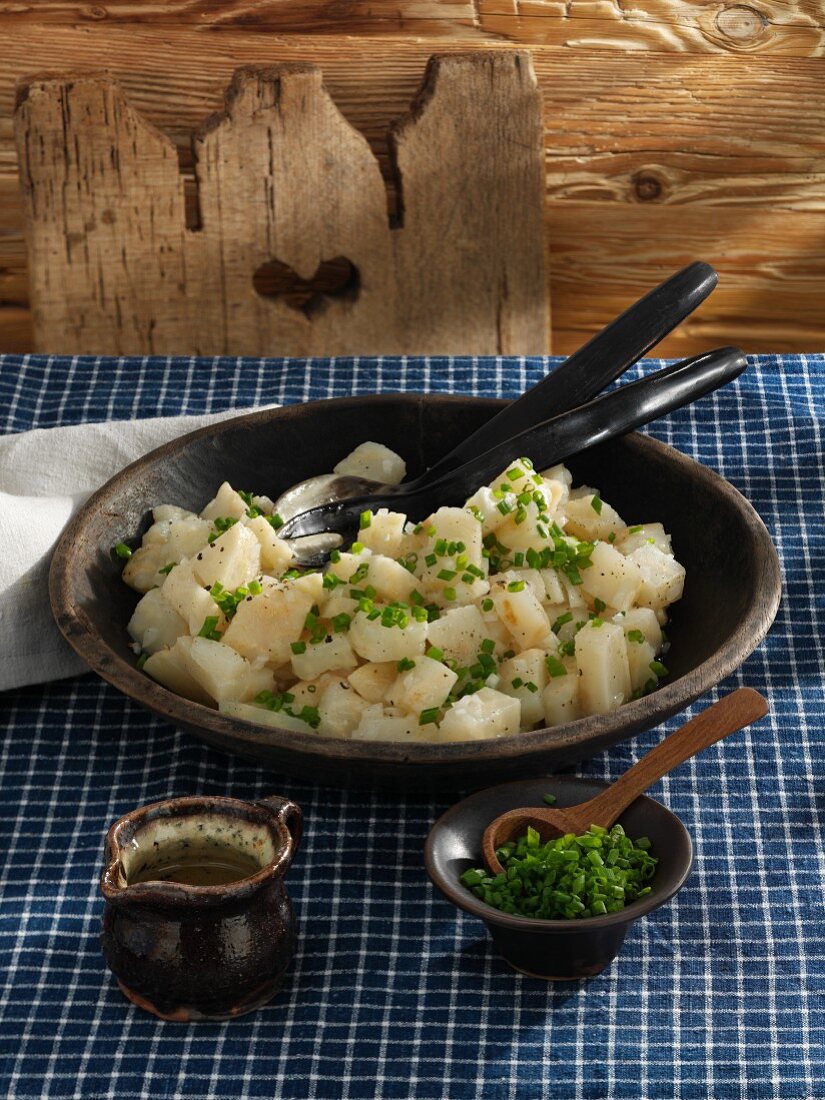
[542,793,557,805]
[268,513,285,530]
[419,707,440,726]
[593,597,606,613]
[114,542,132,559]
[482,598,494,612]
[627,629,646,644]
[359,510,372,530]
[159,562,176,575]
[397,657,416,672]
[198,616,222,640]
[295,705,320,729]
[545,655,567,678]
[591,495,603,515]
[649,660,669,678]
[506,580,525,593]
[350,563,370,585]
[290,641,307,655]
[427,646,445,662]
[552,612,573,634]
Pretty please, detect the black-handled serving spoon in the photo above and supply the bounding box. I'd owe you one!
[272,262,717,523]
[278,344,746,559]
[421,260,717,482]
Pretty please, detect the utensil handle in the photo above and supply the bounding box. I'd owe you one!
[278,345,747,540]
[419,262,717,482]
[582,688,769,828]
[417,345,746,514]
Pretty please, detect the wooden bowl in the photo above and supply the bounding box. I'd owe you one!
[49,394,781,790]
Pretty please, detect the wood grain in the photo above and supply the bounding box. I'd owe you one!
[15,55,549,355]
[3,26,825,354]
[547,203,825,355]
[16,75,193,354]
[477,0,825,56]
[391,52,549,355]
[0,0,487,39]
[1,1,824,56]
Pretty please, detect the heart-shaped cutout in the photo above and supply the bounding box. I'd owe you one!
[252,256,359,318]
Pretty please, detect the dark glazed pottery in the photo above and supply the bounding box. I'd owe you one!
[100,793,302,1020]
[50,393,781,790]
[425,776,693,980]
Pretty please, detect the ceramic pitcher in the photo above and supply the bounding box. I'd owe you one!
[100,793,302,1021]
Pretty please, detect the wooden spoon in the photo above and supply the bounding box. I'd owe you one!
[482,688,768,875]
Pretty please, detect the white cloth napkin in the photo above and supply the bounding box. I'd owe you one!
[0,408,276,692]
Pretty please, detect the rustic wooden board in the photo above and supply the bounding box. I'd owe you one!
[15,53,549,355]
[548,203,825,354]
[2,25,825,354]
[2,1,824,56]
[477,0,825,55]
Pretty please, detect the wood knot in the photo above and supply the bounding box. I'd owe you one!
[715,5,768,42]
[82,5,109,18]
[632,172,663,202]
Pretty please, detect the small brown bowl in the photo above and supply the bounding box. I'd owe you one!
[425,776,693,980]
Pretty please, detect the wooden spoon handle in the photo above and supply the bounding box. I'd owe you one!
[580,687,768,829]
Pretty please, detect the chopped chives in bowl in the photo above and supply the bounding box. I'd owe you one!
[459,824,657,921]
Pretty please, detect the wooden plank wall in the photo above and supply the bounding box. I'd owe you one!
[1,3,824,356]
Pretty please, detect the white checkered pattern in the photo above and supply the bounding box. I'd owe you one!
[0,354,822,1100]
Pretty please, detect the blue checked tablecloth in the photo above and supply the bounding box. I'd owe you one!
[0,353,823,1100]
